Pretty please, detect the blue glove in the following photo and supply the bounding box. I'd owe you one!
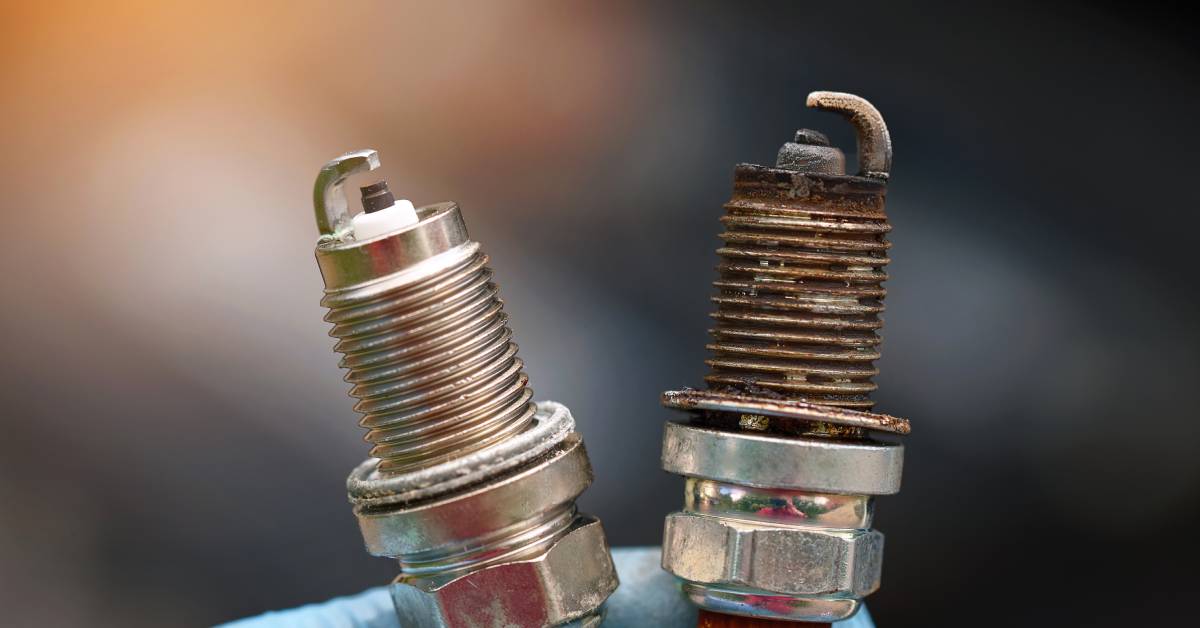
[222,547,875,628]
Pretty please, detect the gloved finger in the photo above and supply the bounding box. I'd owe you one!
[218,586,398,628]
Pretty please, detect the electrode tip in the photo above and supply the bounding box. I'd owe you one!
[360,180,396,214]
[792,129,831,146]
[776,128,845,174]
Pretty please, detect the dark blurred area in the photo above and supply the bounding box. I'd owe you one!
[1,1,1198,626]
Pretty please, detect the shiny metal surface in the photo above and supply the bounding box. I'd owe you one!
[390,516,618,628]
[661,513,883,598]
[661,421,903,495]
[355,434,592,558]
[313,149,381,239]
[315,201,471,289]
[348,401,576,505]
[400,505,578,584]
[315,195,534,475]
[310,151,616,626]
[680,582,860,623]
[684,478,873,529]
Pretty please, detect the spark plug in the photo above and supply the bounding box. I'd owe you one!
[311,150,618,627]
[659,92,911,625]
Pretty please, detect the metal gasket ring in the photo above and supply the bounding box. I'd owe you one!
[348,400,575,506]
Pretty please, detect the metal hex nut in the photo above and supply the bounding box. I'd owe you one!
[391,516,618,628]
[661,512,883,597]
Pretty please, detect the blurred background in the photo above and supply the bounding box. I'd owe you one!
[1,1,1197,626]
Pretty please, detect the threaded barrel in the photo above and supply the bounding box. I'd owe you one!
[316,203,535,476]
[705,166,890,410]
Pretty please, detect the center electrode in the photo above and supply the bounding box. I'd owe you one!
[351,180,419,240]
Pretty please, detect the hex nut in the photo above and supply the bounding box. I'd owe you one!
[390,516,618,628]
[661,512,883,597]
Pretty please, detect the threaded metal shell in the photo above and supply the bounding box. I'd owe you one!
[705,167,890,410]
[322,247,535,475]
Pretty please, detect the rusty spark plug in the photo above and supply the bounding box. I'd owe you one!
[658,92,911,625]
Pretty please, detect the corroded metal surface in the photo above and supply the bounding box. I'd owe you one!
[662,389,909,436]
[693,92,903,438]
[704,166,891,414]
[660,92,909,626]
[806,91,892,178]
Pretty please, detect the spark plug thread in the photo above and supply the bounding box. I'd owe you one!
[706,167,891,410]
[322,243,535,475]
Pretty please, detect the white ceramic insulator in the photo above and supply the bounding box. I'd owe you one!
[351,199,419,240]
